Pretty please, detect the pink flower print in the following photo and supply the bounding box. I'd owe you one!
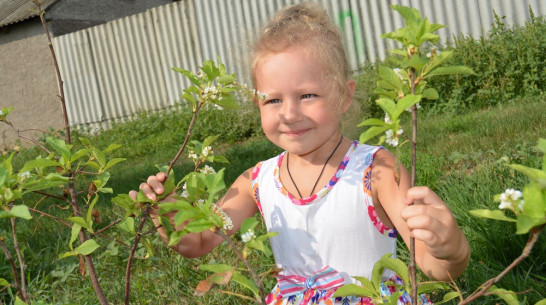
[362,167,372,196]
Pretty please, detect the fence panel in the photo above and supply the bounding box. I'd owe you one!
[51,0,545,129]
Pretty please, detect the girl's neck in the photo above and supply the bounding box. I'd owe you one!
[287,134,347,165]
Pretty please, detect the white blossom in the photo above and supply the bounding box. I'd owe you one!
[202,146,213,157]
[212,204,233,231]
[497,188,524,213]
[202,165,216,174]
[18,171,31,181]
[393,68,404,81]
[241,229,256,243]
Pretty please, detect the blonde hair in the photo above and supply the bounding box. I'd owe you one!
[250,2,351,111]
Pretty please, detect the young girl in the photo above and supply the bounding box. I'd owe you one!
[130,3,469,304]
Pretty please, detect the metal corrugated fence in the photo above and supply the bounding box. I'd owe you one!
[51,0,545,129]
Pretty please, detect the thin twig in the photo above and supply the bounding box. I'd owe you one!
[93,219,122,236]
[408,65,418,305]
[124,207,151,305]
[217,230,266,305]
[32,190,70,203]
[68,182,109,305]
[11,218,28,302]
[28,207,71,228]
[166,102,203,178]
[0,238,22,299]
[32,0,71,144]
[458,230,541,305]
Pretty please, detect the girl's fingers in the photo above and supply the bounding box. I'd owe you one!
[147,175,165,195]
[129,190,138,201]
[404,186,444,207]
[140,182,158,201]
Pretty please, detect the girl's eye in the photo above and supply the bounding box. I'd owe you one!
[302,94,316,99]
[265,98,281,104]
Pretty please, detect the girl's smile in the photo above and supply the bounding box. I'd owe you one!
[254,46,352,160]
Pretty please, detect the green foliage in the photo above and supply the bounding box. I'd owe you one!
[426,11,546,113]
[355,9,545,116]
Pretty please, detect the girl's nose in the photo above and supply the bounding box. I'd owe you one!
[279,100,302,123]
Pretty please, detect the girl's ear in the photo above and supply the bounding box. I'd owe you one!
[342,79,356,113]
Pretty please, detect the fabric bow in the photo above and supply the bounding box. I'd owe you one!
[276,266,345,297]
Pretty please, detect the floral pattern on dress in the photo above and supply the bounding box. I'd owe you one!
[252,162,263,214]
[273,142,358,206]
[266,274,432,305]
[368,205,398,238]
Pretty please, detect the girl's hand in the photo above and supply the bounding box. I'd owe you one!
[129,172,178,217]
[401,186,468,262]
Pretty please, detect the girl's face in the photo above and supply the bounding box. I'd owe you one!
[254,47,354,157]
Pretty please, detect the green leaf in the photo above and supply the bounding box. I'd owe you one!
[91,147,106,168]
[217,74,235,84]
[246,239,265,252]
[185,218,214,233]
[14,296,28,305]
[103,158,126,171]
[86,195,99,228]
[422,88,439,100]
[359,126,390,144]
[425,66,476,78]
[240,216,259,234]
[508,164,546,187]
[376,98,397,118]
[232,271,260,300]
[378,255,409,287]
[417,282,449,295]
[0,278,10,287]
[407,55,427,70]
[522,184,545,218]
[357,118,389,127]
[353,276,379,296]
[214,95,238,110]
[112,194,137,216]
[0,167,8,186]
[22,178,67,194]
[104,143,122,153]
[74,239,100,256]
[435,291,460,305]
[201,60,220,80]
[46,137,72,163]
[69,223,81,251]
[516,214,546,234]
[200,264,235,274]
[393,95,421,119]
[68,216,90,230]
[20,158,60,172]
[168,230,187,246]
[79,137,92,147]
[70,148,90,163]
[203,169,226,201]
[470,209,517,222]
[172,67,200,86]
[0,205,32,220]
[333,283,376,298]
[377,66,403,91]
[488,286,520,305]
[85,160,101,171]
[117,217,135,234]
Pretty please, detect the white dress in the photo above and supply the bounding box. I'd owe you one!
[251,142,423,305]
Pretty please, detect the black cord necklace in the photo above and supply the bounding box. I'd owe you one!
[286,136,344,199]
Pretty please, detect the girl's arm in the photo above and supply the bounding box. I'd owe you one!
[129,169,258,258]
[371,149,470,281]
